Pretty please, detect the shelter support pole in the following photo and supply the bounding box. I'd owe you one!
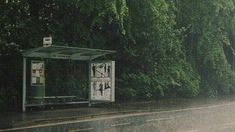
[22,57,27,112]
[88,60,92,107]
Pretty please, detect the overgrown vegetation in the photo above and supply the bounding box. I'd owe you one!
[1,0,235,111]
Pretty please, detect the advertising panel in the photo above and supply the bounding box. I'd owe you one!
[31,61,45,86]
[90,61,115,102]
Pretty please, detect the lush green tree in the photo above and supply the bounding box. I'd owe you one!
[176,0,235,96]
[117,0,200,100]
[2,0,235,111]
[0,0,128,110]
[0,0,31,111]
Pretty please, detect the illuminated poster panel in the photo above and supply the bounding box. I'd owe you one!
[31,61,45,86]
[90,61,115,102]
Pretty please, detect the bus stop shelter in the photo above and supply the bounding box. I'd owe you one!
[22,45,115,112]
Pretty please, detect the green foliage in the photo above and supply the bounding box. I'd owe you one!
[0,0,29,111]
[0,0,129,111]
[177,0,235,96]
[116,0,200,100]
[1,0,235,111]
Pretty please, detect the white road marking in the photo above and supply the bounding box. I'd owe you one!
[146,117,175,122]
[111,122,131,127]
[2,102,235,131]
[70,127,93,132]
[187,130,200,132]
[206,121,235,130]
[151,102,235,115]
[223,122,235,126]
[182,121,235,132]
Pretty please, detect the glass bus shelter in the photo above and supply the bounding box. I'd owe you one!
[22,45,115,112]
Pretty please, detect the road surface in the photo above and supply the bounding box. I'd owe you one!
[2,98,235,132]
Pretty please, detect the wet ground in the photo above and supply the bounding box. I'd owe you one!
[1,95,235,131]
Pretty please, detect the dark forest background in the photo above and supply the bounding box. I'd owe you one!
[1,0,235,111]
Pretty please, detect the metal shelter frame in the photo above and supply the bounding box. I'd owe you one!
[22,45,115,112]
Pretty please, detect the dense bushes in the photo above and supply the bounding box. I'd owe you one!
[1,0,235,111]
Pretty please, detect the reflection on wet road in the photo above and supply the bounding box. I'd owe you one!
[2,100,235,132]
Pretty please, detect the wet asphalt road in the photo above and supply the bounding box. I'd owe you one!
[2,100,235,132]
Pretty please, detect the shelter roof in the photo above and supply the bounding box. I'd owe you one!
[22,45,116,60]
